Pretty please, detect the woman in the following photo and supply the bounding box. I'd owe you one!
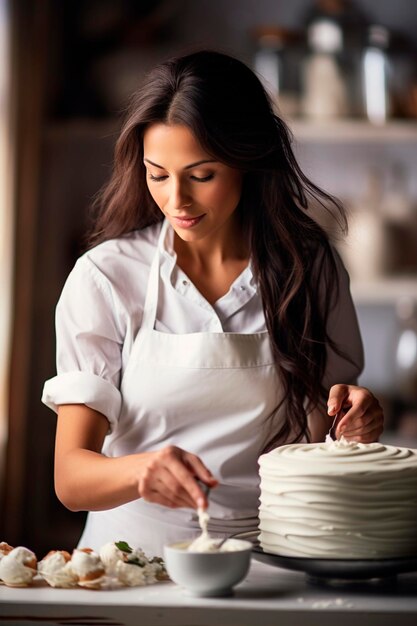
[42,50,383,556]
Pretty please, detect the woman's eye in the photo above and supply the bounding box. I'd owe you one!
[148,173,214,183]
[191,174,214,182]
[148,174,168,182]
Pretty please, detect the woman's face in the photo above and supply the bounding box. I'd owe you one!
[143,123,243,246]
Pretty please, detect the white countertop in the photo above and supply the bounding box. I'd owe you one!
[1,558,416,626]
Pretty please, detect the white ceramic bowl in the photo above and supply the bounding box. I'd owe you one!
[163,539,252,597]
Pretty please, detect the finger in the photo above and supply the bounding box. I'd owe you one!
[142,485,192,508]
[154,447,205,506]
[335,398,376,437]
[185,453,218,487]
[183,454,218,508]
[140,464,194,508]
[163,455,212,509]
[327,384,350,416]
[141,470,194,509]
[143,487,191,509]
[157,466,199,508]
[336,403,383,440]
[345,423,383,443]
[341,417,379,438]
[158,447,217,509]
[341,406,383,435]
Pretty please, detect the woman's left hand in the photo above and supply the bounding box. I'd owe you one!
[327,384,384,443]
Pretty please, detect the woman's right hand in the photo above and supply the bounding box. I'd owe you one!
[137,445,218,510]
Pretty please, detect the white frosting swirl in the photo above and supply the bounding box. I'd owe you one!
[258,440,417,559]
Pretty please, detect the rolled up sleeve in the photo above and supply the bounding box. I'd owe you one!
[42,371,121,432]
[42,255,125,432]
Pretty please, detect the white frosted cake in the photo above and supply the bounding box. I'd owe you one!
[258,438,417,559]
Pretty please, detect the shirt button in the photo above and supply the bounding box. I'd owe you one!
[240,285,246,291]
[182,280,189,286]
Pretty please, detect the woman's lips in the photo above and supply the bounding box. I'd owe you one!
[172,214,205,229]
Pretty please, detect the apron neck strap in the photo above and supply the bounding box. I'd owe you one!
[141,219,169,330]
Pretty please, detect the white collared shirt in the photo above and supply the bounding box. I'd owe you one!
[42,220,363,429]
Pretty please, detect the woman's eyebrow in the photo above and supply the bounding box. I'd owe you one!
[143,158,217,170]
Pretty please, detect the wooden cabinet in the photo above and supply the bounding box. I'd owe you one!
[2,2,121,553]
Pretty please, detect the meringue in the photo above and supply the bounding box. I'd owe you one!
[0,546,37,587]
[71,548,106,589]
[0,542,13,561]
[99,541,128,574]
[38,550,77,588]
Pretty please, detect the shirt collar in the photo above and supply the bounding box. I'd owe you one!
[158,218,256,287]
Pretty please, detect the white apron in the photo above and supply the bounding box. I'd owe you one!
[79,220,283,556]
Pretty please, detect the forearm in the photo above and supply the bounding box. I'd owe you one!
[55,448,148,512]
[55,404,151,512]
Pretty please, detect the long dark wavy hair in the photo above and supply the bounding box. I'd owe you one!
[88,50,349,449]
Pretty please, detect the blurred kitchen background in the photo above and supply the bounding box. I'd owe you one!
[0,0,416,555]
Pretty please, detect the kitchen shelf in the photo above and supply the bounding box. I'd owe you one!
[351,276,417,304]
[45,118,417,144]
[288,119,417,143]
